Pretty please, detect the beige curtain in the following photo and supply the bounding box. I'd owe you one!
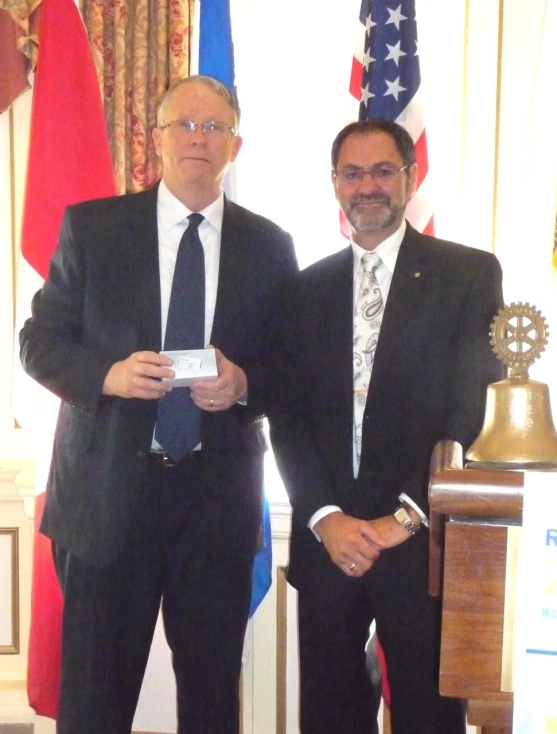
[0,0,41,112]
[80,0,194,194]
[0,0,41,64]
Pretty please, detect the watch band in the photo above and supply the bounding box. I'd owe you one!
[393,505,420,535]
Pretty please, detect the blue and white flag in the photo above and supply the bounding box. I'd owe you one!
[198,0,236,92]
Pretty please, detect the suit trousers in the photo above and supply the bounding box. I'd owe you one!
[52,453,253,734]
[295,530,465,734]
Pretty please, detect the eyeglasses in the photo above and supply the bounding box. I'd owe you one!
[159,119,237,136]
[333,164,409,185]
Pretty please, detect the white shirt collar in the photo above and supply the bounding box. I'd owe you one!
[351,219,406,276]
[157,179,224,234]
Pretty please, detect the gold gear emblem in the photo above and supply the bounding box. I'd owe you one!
[490,302,549,370]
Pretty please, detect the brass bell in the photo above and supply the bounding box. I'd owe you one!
[466,303,557,469]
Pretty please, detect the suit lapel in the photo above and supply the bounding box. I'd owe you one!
[125,185,162,351]
[210,198,253,349]
[371,224,429,384]
[324,247,355,410]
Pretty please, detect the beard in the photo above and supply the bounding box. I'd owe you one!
[345,192,406,234]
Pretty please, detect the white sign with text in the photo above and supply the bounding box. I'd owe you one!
[513,472,557,734]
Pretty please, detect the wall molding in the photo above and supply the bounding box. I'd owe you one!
[0,528,19,654]
[0,463,36,521]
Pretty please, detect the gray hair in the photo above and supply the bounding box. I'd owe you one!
[157,75,241,131]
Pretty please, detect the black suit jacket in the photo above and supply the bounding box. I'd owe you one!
[269,223,504,588]
[20,185,297,567]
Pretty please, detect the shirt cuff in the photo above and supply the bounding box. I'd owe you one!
[308,506,343,541]
[398,493,429,528]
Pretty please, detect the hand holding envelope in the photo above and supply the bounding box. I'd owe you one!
[162,346,248,412]
[161,348,218,387]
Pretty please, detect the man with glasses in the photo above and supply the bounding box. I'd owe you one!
[20,75,297,734]
[269,119,504,733]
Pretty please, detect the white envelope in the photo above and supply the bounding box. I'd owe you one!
[161,348,218,387]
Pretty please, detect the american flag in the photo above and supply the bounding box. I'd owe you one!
[349,0,434,235]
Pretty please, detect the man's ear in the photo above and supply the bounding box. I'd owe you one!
[152,127,162,157]
[407,163,418,199]
[331,170,340,201]
[230,135,243,163]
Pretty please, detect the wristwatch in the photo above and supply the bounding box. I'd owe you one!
[393,505,420,536]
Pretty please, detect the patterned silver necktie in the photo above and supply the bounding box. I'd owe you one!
[353,251,384,464]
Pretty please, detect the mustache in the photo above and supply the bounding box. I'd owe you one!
[350,192,391,205]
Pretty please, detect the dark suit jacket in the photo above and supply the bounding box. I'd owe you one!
[269,223,504,588]
[20,185,297,567]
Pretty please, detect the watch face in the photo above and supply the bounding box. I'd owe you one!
[394,506,409,524]
[394,506,415,534]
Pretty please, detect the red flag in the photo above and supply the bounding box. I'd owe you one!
[23,0,116,718]
[20,0,116,279]
[27,492,63,719]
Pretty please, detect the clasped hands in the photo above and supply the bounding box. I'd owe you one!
[102,346,247,411]
[315,510,418,578]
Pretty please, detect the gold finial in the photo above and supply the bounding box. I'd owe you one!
[490,302,548,378]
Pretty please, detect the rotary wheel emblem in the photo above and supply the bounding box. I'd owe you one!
[490,302,549,370]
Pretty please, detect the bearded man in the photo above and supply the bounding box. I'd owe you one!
[269,119,504,734]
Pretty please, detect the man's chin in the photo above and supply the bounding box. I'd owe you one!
[348,213,392,234]
[348,204,406,235]
[179,169,212,188]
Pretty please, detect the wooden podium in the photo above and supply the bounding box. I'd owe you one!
[428,440,524,734]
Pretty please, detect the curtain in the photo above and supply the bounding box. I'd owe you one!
[0,0,41,66]
[80,0,193,194]
[0,0,41,113]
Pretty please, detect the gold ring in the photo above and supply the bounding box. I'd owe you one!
[349,563,356,572]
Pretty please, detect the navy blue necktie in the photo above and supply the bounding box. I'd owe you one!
[155,213,205,461]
